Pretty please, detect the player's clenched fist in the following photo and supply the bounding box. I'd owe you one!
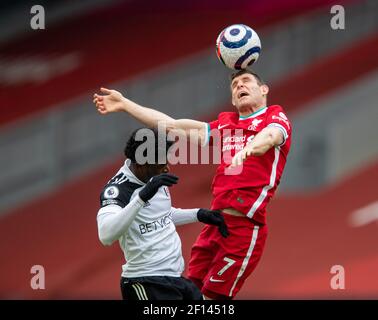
[93,88,125,114]
[139,173,179,202]
[197,209,229,238]
[230,147,251,167]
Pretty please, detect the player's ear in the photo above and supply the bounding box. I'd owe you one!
[231,96,236,106]
[260,84,269,96]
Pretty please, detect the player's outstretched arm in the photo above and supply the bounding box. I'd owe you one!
[93,88,208,145]
[94,87,174,127]
[231,126,284,167]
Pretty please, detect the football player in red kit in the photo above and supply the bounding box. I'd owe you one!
[93,69,291,299]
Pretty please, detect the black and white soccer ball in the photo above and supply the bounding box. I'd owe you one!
[216,24,261,70]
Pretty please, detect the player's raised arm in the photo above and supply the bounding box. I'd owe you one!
[94,87,174,126]
[93,88,208,145]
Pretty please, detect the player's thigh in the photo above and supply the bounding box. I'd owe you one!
[188,225,218,281]
[202,219,268,298]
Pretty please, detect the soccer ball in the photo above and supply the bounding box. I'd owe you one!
[216,24,261,70]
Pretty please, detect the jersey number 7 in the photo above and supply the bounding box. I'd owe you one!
[217,257,236,276]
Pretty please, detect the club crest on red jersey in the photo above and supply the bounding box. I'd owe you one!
[248,119,263,131]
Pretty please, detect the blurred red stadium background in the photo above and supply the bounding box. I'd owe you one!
[0,0,377,299]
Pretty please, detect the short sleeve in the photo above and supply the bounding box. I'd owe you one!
[266,106,291,146]
[203,119,219,146]
[208,119,219,131]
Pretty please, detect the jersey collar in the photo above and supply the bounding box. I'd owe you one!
[239,106,267,120]
[123,159,146,185]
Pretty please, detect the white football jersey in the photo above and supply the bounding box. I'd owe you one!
[98,159,184,278]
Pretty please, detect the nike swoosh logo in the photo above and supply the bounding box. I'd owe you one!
[209,276,225,283]
[218,124,229,130]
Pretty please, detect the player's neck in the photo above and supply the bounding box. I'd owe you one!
[239,104,265,117]
[129,162,146,183]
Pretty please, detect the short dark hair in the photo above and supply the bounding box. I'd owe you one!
[124,128,174,164]
[230,70,265,86]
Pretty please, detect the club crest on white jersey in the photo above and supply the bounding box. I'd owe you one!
[104,186,119,199]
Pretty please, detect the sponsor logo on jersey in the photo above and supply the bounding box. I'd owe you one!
[223,135,246,143]
[279,112,288,120]
[248,119,263,131]
[104,186,119,199]
[222,134,257,152]
[222,134,246,152]
[272,115,290,128]
[139,212,173,235]
[218,124,229,130]
[101,199,119,206]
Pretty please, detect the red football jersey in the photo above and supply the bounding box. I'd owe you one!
[205,105,291,224]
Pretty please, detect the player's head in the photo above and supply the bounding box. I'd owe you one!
[230,70,269,112]
[124,128,174,182]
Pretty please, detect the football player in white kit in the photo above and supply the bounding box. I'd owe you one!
[97,128,228,300]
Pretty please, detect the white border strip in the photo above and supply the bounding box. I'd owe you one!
[229,225,259,297]
[267,123,288,146]
[247,147,280,219]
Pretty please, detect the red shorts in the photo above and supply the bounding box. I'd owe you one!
[188,213,267,299]
[211,189,268,225]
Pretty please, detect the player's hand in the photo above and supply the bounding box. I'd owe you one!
[230,146,253,167]
[93,88,125,114]
[139,173,179,202]
[197,209,229,238]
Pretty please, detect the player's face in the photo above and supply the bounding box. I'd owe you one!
[231,74,268,112]
[141,163,169,182]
